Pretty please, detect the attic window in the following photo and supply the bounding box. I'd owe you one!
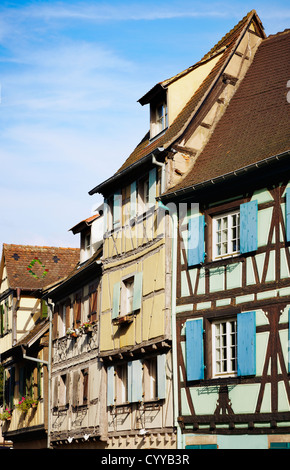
[150,92,168,139]
[12,253,20,261]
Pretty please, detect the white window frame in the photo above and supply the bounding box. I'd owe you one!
[116,364,128,404]
[143,357,157,401]
[121,277,134,316]
[59,304,66,337]
[212,318,237,378]
[212,210,240,260]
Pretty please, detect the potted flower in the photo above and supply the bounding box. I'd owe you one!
[66,328,79,338]
[80,321,93,333]
[0,408,12,421]
[16,396,38,413]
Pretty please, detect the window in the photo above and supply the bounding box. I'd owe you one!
[112,272,143,321]
[186,311,256,382]
[59,304,66,337]
[212,319,237,377]
[150,98,168,138]
[121,277,134,316]
[143,358,157,401]
[107,354,167,407]
[156,102,168,133]
[212,210,240,259]
[116,364,128,404]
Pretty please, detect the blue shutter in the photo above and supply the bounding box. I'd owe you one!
[132,272,143,311]
[240,200,258,253]
[112,282,120,319]
[113,190,122,228]
[185,318,204,381]
[107,365,115,406]
[128,360,143,402]
[130,181,137,219]
[148,168,157,207]
[157,353,166,399]
[286,188,290,242]
[237,311,256,376]
[188,215,205,267]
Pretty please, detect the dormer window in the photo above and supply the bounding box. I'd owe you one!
[150,92,168,139]
[156,102,168,133]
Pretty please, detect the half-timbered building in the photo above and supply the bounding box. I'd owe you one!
[0,244,79,448]
[88,9,265,449]
[45,210,105,448]
[160,26,290,449]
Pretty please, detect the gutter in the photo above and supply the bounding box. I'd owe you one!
[89,147,165,196]
[160,150,290,202]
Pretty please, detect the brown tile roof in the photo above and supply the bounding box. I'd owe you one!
[164,29,290,196]
[1,244,80,291]
[116,10,262,175]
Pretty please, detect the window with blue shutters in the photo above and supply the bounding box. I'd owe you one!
[240,200,258,254]
[185,311,256,381]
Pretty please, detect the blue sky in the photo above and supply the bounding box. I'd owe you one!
[0,0,289,249]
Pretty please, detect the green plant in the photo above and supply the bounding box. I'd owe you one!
[0,408,12,421]
[16,396,38,413]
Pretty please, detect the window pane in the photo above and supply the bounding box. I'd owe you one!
[213,319,237,376]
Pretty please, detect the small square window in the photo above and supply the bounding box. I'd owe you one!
[212,318,237,377]
[212,210,240,259]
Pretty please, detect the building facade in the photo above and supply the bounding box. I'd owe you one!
[160,27,290,449]
[0,244,79,448]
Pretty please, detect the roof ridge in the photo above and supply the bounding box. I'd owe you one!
[3,243,79,250]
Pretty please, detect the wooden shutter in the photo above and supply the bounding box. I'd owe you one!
[240,200,258,253]
[112,282,120,320]
[65,300,71,330]
[74,293,82,327]
[72,371,80,407]
[286,188,290,242]
[188,215,205,267]
[132,272,143,311]
[157,353,166,400]
[113,190,122,228]
[53,377,59,408]
[107,365,115,406]
[66,373,70,405]
[52,304,59,340]
[148,168,157,207]
[237,311,256,376]
[82,368,89,405]
[128,360,143,402]
[185,318,204,381]
[89,283,98,322]
[130,181,137,219]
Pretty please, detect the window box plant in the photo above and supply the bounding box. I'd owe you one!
[80,321,93,333]
[0,408,12,421]
[66,328,79,338]
[16,396,38,413]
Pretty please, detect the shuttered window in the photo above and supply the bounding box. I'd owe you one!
[186,312,256,381]
[148,168,157,208]
[130,181,137,219]
[112,272,143,320]
[89,283,98,322]
[107,354,167,407]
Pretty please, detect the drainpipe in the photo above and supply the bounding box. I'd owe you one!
[158,200,182,449]
[152,149,165,194]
